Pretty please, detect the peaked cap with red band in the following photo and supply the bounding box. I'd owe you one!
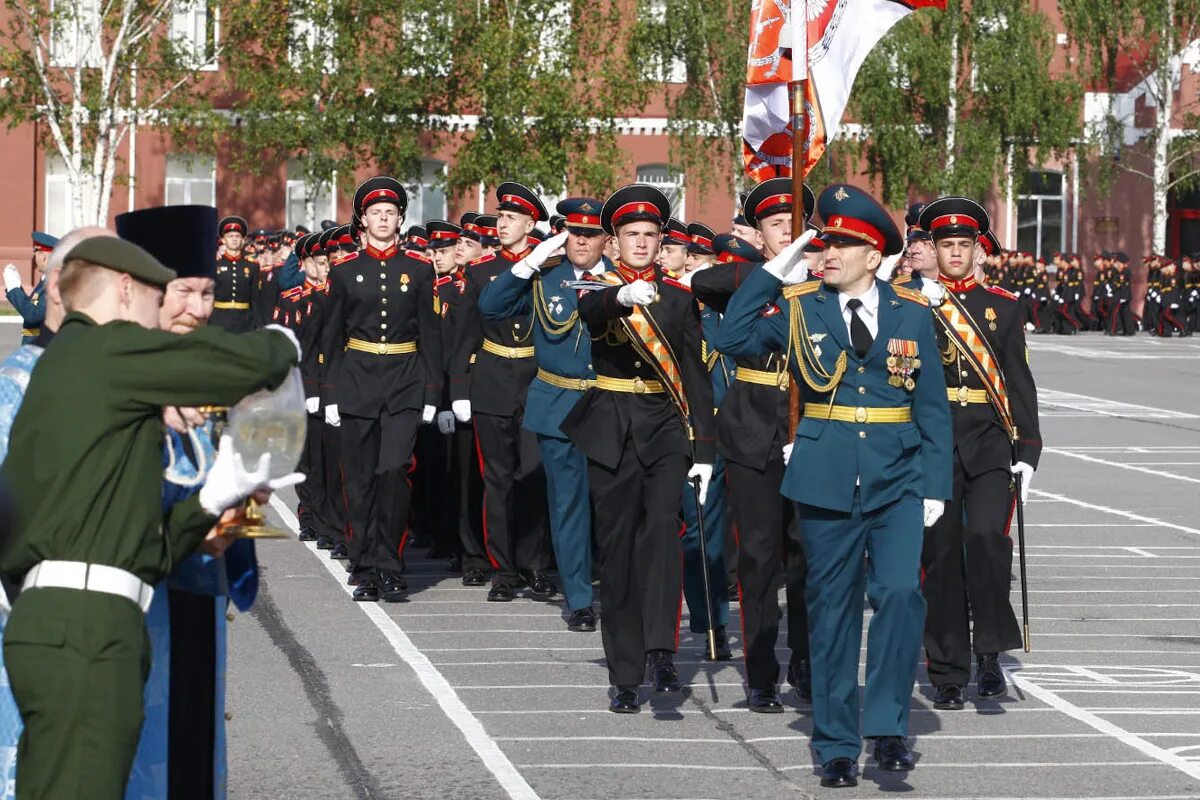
[425,219,462,249]
[917,196,990,242]
[218,216,248,237]
[556,197,605,233]
[495,181,548,222]
[744,177,815,228]
[714,233,765,264]
[353,176,408,218]
[662,217,691,247]
[817,184,904,256]
[600,184,671,235]
[687,222,717,255]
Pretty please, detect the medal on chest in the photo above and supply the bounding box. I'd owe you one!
[401,273,410,293]
[886,338,920,391]
[985,307,997,331]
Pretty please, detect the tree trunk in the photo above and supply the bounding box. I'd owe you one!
[943,24,959,192]
[1151,0,1177,256]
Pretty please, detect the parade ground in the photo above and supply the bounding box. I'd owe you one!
[202,329,1200,799]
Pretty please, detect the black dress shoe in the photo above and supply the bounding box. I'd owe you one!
[819,758,859,788]
[609,687,640,714]
[462,569,488,587]
[352,582,379,602]
[329,543,349,560]
[314,535,333,549]
[567,607,597,632]
[487,584,515,602]
[787,659,812,702]
[872,736,915,771]
[703,626,734,661]
[933,683,965,710]
[747,688,784,713]
[380,575,408,603]
[976,653,1006,697]
[528,571,558,601]
[648,650,682,692]
[298,527,318,542]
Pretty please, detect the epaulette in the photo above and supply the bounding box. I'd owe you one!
[434,275,453,287]
[406,249,432,264]
[891,272,912,286]
[334,251,359,265]
[985,284,1019,301]
[892,285,930,306]
[782,282,820,299]
[662,276,691,293]
[469,254,497,267]
[281,286,305,300]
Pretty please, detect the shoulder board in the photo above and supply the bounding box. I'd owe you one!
[281,286,304,300]
[892,285,930,306]
[334,251,359,266]
[782,282,820,299]
[434,275,453,287]
[469,254,498,267]
[662,276,691,293]
[405,250,432,264]
[891,272,912,286]
[985,284,1019,301]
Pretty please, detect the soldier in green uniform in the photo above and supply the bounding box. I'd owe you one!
[0,236,301,800]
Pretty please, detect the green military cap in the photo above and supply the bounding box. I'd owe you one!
[64,235,177,287]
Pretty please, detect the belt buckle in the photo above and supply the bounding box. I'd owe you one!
[577,379,590,391]
[378,342,388,354]
[854,407,868,424]
[633,377,646,395]
[957,386,970,405]
[508,347,518,358]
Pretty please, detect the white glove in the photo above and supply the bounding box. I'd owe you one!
[513,231,570,279]
[876,252,902,283]
[452,399,472,423]
[198,434,305,515]
[325,404,341,427]
[264,323,302,361]
[3,264,20,293]
[781,442,794,465]
[305,397,320,414]
[761,228,815,285]
[1011,461,1034,504]
[687,463,714,505]
[921,281,946,306]
[422,404,436,424]
[617,279,656,307]
[436,410,456,434]
[923,499,945,528]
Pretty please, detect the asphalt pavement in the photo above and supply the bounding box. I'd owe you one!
[215,329,1200,800]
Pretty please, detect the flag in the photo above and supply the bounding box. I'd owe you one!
[741,0,946,182]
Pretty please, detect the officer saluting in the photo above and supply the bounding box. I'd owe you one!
[715,184,952,787]
[320,176,442,602]
[212,215,258,333]
[560,184,715,713]
[916,197,1041,709]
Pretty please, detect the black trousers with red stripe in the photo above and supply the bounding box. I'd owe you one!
[340,410,419,580]
[452,424,488,572]
[921,452,1022,688]
[589,441,687,688]
[473,410,550,587]
[726,455,808,691]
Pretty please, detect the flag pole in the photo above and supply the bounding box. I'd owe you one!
[787,1,809,438]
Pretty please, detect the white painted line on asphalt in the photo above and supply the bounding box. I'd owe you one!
[1126,547,1160,557]
[1027,524,1162,528]
[1032,617,1200,622]
[1006,663,1200,782]
[1039,387,1200,418]
[1028,489,1200,537]
[267,496,542,800]
[1044,448,1200,484]
[518,764,763,772]
[422,646,604,652]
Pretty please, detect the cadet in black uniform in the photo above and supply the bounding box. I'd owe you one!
[450,182,555,603]
[917,197,1042,709]
[211,216,258,333]
[691,178,815,713]
[320,177,442,602]
[560,184,716,713]
[1106,253,1135,335]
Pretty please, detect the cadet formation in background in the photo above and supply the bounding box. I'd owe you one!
[12,167,1193,791]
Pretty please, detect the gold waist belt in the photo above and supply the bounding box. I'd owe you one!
[536,368,594,391]
[803,403,913,424]
[214,301,250,310]
[20,328,39,337]
[735,367,790,391]
[594,375,666,395]
[345,338,417,355]
[482,339,535,359]
[948,387,990,405]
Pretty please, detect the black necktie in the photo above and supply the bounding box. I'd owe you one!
[846,298,872,359]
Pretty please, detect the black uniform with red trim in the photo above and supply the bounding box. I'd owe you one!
[211,254,258,333]
[918,198,1042,694]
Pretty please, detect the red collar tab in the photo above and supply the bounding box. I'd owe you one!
[501,246,532,261]
[365,242,398,259]
[823,215,884,251]
[938,274,978,293]
[930,213,980,234]
[616,261,655,283]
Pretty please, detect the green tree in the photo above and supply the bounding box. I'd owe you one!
[1061,0,1200,253]
[850,0,1082,208]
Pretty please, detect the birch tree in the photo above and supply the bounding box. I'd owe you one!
[1061,0,1200,254]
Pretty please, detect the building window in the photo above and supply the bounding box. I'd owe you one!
[50,0,101,67]
[44,155,73,237]
[165,154,215,206]
[170,0,219,70]
[636,164,684,218]
[644,0,686,83]
[289,3,335,72]
[1016,170,1064,260]
[404,160,448,224]
[286,160,335,231]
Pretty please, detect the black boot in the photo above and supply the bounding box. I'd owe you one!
[976,653,1006,697]
[648,650,681,692]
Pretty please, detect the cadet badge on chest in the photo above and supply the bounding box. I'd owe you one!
[886,338,920,391]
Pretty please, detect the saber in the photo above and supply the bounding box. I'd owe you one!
[1014,472,1031,652]
[691,475,718,661]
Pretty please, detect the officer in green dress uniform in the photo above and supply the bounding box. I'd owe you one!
[715,184,953,788]
[4,232,57,344]
[0,235,300,800]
